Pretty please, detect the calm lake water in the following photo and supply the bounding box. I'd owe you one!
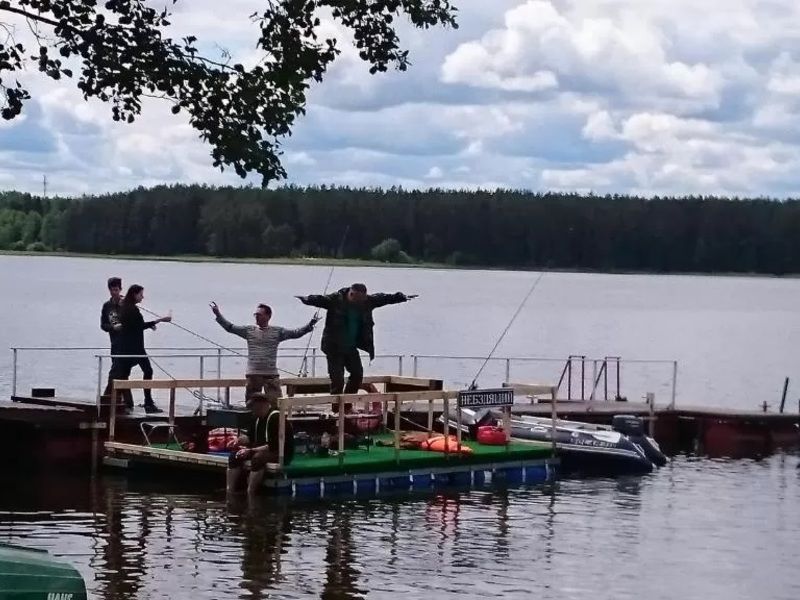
[0,454,798,600]
[2,254,800,410]
[1,255,800,599]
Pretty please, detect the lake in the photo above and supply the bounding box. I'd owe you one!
[1,255,799,600]
[2,254,800,410]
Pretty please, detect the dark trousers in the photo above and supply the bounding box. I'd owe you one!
[103,358,133,408]
[326,348,363,412]
[115,356,155,405]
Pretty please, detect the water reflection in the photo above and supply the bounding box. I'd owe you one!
[0,456,798,600]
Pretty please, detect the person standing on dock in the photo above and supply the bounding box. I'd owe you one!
[210,301,319,402]
[100,277,132,410]
[296,284,416,411]
[116,284,172,414]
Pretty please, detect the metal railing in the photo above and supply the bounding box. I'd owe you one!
[8,346,679,410]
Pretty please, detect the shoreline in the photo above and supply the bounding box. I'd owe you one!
[0,249,796,279]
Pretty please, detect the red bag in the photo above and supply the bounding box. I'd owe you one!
[477,425,507,446]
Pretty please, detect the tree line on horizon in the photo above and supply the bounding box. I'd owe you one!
[1,185,799,274]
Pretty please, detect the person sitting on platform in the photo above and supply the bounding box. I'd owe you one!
[211,301,318,403]
[227,392,295,495]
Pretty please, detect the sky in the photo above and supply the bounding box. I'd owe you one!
[2,0,800,197]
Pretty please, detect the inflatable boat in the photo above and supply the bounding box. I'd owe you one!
[443,409,667,475]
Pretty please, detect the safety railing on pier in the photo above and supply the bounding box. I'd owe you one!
[8,346,678,410]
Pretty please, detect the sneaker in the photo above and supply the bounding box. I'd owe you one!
[144,404,164,414]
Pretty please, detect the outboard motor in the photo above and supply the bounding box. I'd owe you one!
[612,414,667,467]
[612,414,645,437]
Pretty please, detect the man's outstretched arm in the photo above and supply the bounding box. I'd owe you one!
[210,301,249,339]
[296,293,335,309]
[369,292,418,308]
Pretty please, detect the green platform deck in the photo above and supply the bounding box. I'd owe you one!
[146,435,552,478]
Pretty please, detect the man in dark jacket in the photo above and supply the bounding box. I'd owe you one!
[100,277,132,409]
[297,283,416,410]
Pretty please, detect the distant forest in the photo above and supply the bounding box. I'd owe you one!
[1,185,800,274]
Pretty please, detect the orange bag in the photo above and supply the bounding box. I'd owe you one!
[420,435,474,455]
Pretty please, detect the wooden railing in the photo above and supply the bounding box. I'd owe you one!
[109,375,559,468]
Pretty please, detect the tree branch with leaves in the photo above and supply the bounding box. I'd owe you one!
[0,0,458,184]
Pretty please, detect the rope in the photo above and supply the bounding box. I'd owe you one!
[139,304,299,377]
[469,271,546,389]
[147,355,222,415]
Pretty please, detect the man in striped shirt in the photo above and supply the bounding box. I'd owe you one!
[211,301,318,402]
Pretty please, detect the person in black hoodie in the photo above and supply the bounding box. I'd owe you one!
[297,283,416,411]
[100,276,133,409]
[116,284,172,414]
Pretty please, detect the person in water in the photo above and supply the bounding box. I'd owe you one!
[211,301,318,402]
[100,276,132,410]
[116,284,172,414]
[296,283,416,412]
[227,392,295,495]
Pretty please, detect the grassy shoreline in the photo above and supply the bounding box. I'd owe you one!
[0,249,795,278]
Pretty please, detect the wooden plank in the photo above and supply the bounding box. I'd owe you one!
[104,442,227,466]
[113,378,248,390]
[504,382,558,397]
[168,388,176,428]
[385,375,444,389]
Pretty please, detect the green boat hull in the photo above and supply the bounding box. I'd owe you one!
[0,543,87,600]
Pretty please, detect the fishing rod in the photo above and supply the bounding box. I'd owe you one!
[468,271,546,390]
[298,225,350,377]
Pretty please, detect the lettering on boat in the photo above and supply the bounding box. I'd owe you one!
[47,593,73,600]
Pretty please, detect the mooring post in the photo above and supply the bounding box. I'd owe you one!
[779,377,789,413]
[96,355,103,416]
[505,358,511,383]
[311,348,317,377]
[412,355,418,377]
[216,348,222,404]
[278,399,286,468]
[199,356,205,415]
[646,392,655,437]
[11,348,18,398]
[550,388,557,457]
[398,355,403,376]
[670,361,678,410]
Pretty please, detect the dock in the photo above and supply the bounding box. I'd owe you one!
[4,368,799,483]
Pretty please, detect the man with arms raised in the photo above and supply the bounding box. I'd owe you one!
[296,283,416,412]
[211,301,318,402]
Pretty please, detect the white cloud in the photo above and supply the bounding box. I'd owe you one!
[4,0,800,197]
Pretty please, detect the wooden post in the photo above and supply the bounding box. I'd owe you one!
[109,385,117,441]
[456,406,462,452]
[394,394,401,464]
[502,405,511,450]
[169,387,176,429]
[224,387,231,408]
[550,390,557,456]
[427,398,434,438]
[443,396,450,455]
[338,396,345,467]
[646,392,655,436]
[278,399,286,467]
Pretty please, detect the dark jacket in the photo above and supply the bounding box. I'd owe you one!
[117,303,157,355]
[100,298,122,353]
[299,287,407,359]
[249,409,294,465]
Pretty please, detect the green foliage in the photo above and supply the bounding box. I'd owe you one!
[370,238,404,262]
[25,241,48,252]
[2,186,800,274]
[0,1,458,184]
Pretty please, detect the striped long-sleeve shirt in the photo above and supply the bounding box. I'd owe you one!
[215,315,314,376]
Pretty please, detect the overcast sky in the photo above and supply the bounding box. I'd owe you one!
[2,0,800,197]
